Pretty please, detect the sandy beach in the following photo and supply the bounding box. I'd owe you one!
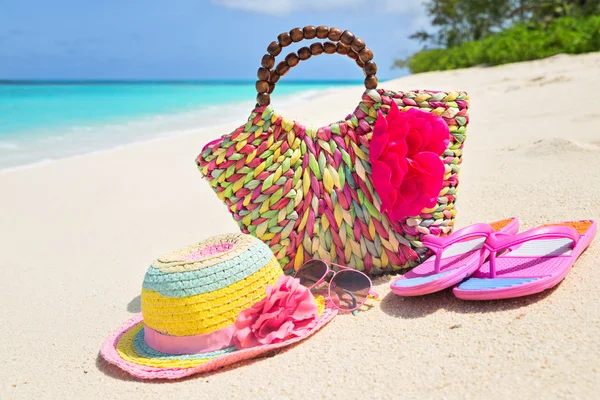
[1,52,599,399]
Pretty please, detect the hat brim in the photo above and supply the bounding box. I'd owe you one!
[100,308,337,380]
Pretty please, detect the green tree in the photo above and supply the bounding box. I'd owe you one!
[409,0,517,48]
[407,0,600,49]
[394,0,600,69]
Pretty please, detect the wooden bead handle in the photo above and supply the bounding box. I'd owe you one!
[256,26,378,106]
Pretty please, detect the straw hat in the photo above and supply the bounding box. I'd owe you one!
[100,233,336,379]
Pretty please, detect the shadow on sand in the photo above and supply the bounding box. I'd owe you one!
[127,295,141,313]
[379,283,558,319]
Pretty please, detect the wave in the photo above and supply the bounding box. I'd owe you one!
[0,141,20,150]
[0,86,350,172]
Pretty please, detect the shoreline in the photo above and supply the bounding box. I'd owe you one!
[0,85,355,173]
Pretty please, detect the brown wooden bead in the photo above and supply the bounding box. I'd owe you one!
[310,42,324,55]
[261,54,275,69]
[269,72,281,84]
[257,67,270,81]
[268,83,275,94]
[323,42,336,54]
[340,30,355,45]
[316,26,329,39]
[267,41,282,56]
[257,92,270,106]
[347,51,358,60]
[364,75,378,89]
[336,43,350,55]
[290,27,303,42]
[303,25,317,39]
[363,61,377,76]
[351,38,366,52]
[328,27,342,41]
[255,80,269,93]
[356,59,365,69]
[359,47,374,62]
[278,32,292,47]
[285,53,300,67]
[275,61,290,76]
[298,46,312,60]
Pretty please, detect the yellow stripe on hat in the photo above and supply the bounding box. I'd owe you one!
[116,324,213,369]
[141,257,282,336]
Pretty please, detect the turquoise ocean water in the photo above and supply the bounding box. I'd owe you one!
[0,81,357,171]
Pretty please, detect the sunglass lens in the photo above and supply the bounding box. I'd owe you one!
[330,270,370,311]
[295,260,328,288]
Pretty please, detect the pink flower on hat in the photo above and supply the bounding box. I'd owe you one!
[233,275,319,349]
[369,101,449,220]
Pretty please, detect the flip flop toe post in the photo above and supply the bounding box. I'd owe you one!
[390,218,519,296]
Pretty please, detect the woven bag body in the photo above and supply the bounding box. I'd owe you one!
[197,27,469,275]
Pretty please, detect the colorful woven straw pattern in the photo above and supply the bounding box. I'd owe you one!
[197,89,470,275]
[140,233,282,336]
[101,233,339,379]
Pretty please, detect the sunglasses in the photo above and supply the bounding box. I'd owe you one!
[294,259,379,312]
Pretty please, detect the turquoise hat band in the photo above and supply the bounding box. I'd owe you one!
[142,241,274,298]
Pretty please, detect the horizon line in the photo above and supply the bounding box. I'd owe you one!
[0,78,375,85]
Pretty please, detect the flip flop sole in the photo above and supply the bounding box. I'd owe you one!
[454,221,596,300]
[390,218,520,296]
[390,250,487,296]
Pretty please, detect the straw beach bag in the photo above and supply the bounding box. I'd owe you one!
[197,26,470,275]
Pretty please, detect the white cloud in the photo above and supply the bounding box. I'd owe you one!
[211,0,360,15]
[212,0,428,18]
[382,1,429,29]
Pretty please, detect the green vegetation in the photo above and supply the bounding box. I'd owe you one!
[396,0,600,73]
[403,15,600,73]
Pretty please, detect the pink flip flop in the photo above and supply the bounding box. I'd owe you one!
[453,220,597,300]
[390,218,520,296]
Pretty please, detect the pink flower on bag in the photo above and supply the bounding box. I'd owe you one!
[233,275,319,349]
[369,101,450,220]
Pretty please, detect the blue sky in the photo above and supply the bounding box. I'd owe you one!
[0,0,428,80]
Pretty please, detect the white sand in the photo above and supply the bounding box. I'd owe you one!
[1,53,599,399]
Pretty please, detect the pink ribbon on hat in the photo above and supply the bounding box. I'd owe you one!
[142,276,321,355]
[143,324,236,355]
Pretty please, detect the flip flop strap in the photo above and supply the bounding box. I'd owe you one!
[422,223,494,273]
[483,226,580,278]
[485,226,579,252]
[422,223,494,250]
